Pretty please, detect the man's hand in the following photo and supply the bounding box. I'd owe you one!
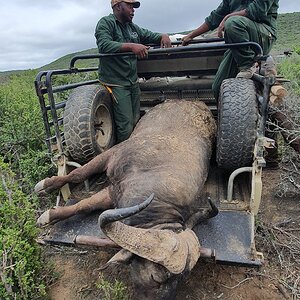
[218,10,247,38]
[181,23,210,46]
[160,34,172,48]
[217,18,226,38]
[181,35,192,46]
[130,44,150,59]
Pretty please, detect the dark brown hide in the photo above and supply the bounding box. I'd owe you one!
[106,100,216,228]
[130,257,182,300]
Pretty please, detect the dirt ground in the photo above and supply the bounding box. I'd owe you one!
[41,151,300,300]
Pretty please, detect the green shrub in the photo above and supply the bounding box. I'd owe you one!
[293,45,300,55]
[0,71,56,190]
[96,274,129,300]
[0,158,46,299]
[0,71,45,155]
[278,53,300,95]
[18,150,56,194]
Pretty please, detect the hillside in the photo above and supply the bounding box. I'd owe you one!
[39,48,99,71]
[273,12,300,52]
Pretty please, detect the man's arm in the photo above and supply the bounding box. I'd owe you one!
[120,33,171,58]
[95,19,122,53]
[95,19,153,59]
[136,25,171,48]
[182,0,230,45]
[181,23,210,45]
[121,32,171,59]
[120,43,150,59]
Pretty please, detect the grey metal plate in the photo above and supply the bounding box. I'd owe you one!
[40,206,262,267]
[194,211,262,267]
[41,199,105,246]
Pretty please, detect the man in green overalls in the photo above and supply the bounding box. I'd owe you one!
[182,0,279,100]
[95,0,171,143]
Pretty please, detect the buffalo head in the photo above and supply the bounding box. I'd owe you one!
[99,194,218,299]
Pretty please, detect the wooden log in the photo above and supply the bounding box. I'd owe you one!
[271,85,287,98]
[269,95,284,106]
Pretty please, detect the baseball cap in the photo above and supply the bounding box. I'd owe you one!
[111,0,140,8]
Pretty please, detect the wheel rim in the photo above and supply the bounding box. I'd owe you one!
[94,104,112,149]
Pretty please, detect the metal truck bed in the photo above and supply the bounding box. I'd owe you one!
[38,164,263,267]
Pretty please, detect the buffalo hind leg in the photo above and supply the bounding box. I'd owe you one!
[35,150,111,194]
[37,187,112,226]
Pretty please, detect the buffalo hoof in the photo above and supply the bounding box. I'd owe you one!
[37,210,51,227]
[34,179,47,194]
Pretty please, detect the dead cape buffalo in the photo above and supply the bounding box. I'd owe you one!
[35,99,218,299]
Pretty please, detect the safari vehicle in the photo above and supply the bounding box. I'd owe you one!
[34,38,280,268]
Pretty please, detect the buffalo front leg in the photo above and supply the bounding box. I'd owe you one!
[35,150,112,194]
[37,187,112,226]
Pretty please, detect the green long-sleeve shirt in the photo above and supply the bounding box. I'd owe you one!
[95,14,162,86]
[205,0,279,38]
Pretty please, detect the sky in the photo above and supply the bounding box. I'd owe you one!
[0,0,299,71]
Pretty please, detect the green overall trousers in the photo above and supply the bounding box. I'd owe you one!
[212,16,275,100]
[111,83,141,143]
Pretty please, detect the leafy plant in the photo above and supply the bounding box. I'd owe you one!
[293,45,300,55]
[96,274,129,300]
[0,158,47,299]
[278,53,300,95]
[0,71,62,192]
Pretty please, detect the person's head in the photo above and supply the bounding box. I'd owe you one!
[111,0,140,23]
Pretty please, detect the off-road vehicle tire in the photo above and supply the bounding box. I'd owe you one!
[63,85,115,164]
[216,78,258,170]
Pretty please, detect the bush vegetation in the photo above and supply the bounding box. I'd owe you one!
[0,71,54,192]
[96,274,129,300]
[0,159,46,299]
[0,71,55,299]
[278,53,300,95]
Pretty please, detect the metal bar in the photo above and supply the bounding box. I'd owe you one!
[252,75,271,135]
[73,236,218,257]
[52,79,99,93]
[44,101,67,112]
[35,71,48,88]
[70,42,263,69]
[48,117,64,127]
[45,71,65,154]
[66,161,90,192]
[227,167,253,201]
[146,37,225,47]
[74,235,120,248]
[200,248,216,260]
[46,132,64,143]
[35,68,97,88]
[260,79,275,134]
[34,77,52,153]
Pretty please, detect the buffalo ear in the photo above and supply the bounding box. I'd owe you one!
[100,249,134,270]
[131,258,171,284]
